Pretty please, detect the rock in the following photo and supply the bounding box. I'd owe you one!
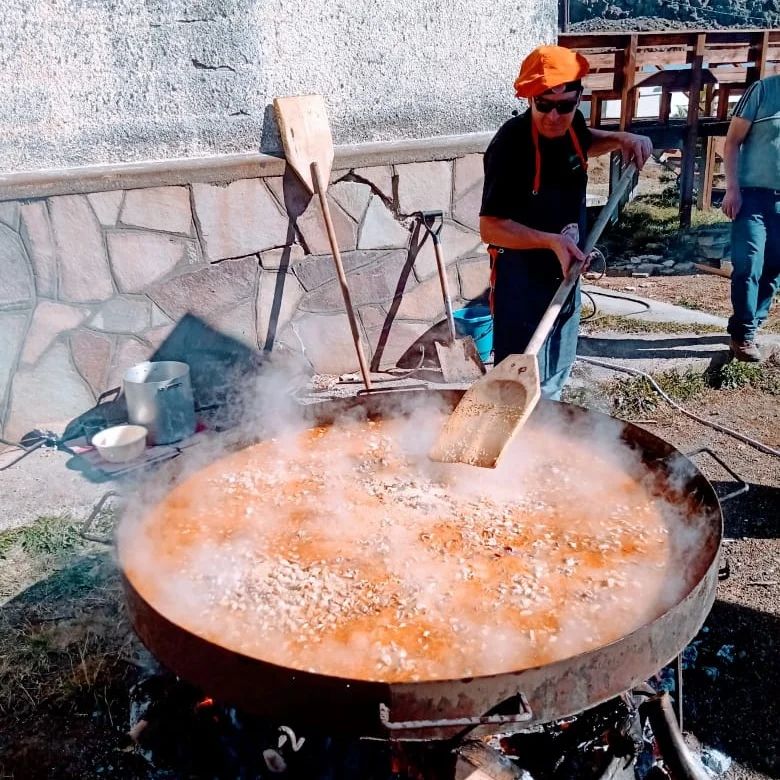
[0,202,20,230]
[631,272,651,278]
[192,179,289,261]
[622,285,637,292]
[19,202,57,297]
[69,329,112,396]
[108,231,198,292]
[352,165,394,200]
[365,321,431,371]
[357,306,387,331]
[0,223,35,307]
[87,191,125,226]
[301,251,408,313]
[458,257,490,301]
[5,341,96,441]
[635,264,657,275]
[50,195,113,303]
[106,337,153,391]
[396,160,452,215]
[260,244,305,271]
[208,299,258,349]
[260,244,306,271]
[89,297,151,333]
[21,301,89,366]
[358,196,409,250]
[148,255,259,321]
[700,747,732,775]
[292,248,401,292]
[120,186,193,234]
[291,311,366,374]
[452,154,484,231]
[0,312,29,409]
[675,262,696,273]
[395,271,456,321]
[662,259,676,267]
[295,192,357,255]
[413,222,482,280]
[256,270,304,351]
[330,180,372,223]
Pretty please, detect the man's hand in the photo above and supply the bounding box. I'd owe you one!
[722,187,742,220]
[618,132,653,169]
[546,233,586,277]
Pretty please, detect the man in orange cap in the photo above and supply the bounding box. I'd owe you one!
[481,45,653,399]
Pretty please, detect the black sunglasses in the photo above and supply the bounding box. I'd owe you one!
[533,96,579,114]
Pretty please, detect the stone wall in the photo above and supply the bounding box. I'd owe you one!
[1,0,556,172]
[0,144,492,441]
[607,222,731,276]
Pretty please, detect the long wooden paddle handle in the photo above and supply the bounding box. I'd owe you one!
[312,162,373,391]
[432,237,458,343]
[525,162,638,357]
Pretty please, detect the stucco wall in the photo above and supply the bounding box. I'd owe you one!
[1,0,556,172]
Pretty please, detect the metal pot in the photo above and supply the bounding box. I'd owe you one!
[123,361,196,445]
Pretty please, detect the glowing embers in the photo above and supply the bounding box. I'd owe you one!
[119,413,707,684]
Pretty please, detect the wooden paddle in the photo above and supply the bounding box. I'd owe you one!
[273,94,372,391]
[430,162,638,468]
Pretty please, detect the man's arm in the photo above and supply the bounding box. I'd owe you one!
[721,116,752,220]
[589,128,653,169]
[480,216,586,276]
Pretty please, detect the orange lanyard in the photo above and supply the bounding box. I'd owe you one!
[531,122,588,195]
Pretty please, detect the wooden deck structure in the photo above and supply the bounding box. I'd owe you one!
[559,29,780,226]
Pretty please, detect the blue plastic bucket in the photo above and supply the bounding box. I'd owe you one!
[453,305,493,362]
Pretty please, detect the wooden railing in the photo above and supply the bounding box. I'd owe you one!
[559,29,780,225]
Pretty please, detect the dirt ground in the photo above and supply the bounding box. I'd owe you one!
[596,274,780,334]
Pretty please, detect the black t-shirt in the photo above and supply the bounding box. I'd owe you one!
[480,109,592,232]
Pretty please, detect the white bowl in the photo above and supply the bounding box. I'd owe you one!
[92,425,148,463]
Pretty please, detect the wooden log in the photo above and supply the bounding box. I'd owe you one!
[455,742,529,780]
[679,34,707,228]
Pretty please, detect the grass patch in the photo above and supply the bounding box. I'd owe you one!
[581,315,723,335]
[607,355,780,419]
[0,515,80,560]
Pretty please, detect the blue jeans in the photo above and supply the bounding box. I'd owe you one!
[729,188,780,342]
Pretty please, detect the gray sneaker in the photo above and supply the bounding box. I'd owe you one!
[730,339,762,362]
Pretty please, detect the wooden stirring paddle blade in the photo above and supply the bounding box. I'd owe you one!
[428,354,540,468]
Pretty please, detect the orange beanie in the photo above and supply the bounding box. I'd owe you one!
[513,45,590,98]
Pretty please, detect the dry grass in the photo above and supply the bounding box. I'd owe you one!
[580,314,724,336]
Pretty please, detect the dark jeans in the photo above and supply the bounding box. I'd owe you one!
[729,188,780,342]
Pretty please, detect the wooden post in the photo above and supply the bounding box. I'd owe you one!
[704,82,715,116]
[610,34,638,202]
[659,88,672,123]
[558,0,570,32]
[749,29,770,82]
[590,95,601,128]
[698,136,716,210]
[679,33,706,228]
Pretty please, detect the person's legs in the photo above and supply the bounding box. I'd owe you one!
[728,189,766,345]
[754,193,780,332]
[539,285,581,400]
